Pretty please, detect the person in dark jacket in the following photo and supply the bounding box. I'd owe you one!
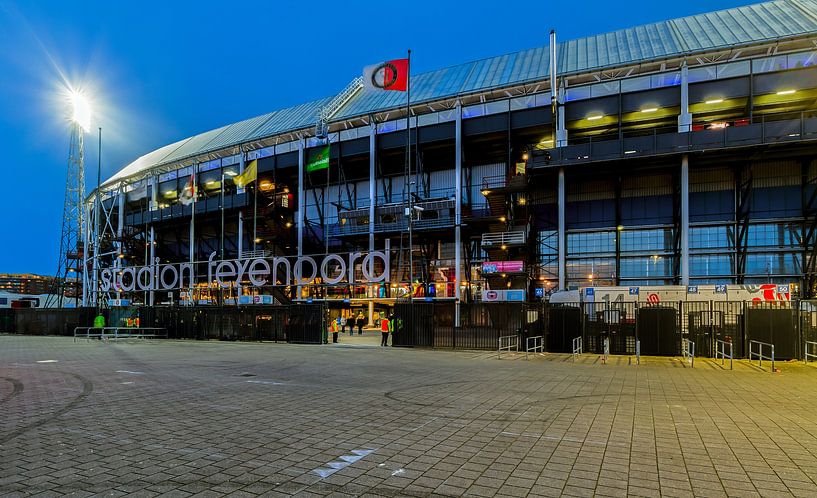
[356,312,365,334]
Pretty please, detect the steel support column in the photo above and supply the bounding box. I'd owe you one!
[455,101,463,326]
[297,138,305,300]
[678,62,692,133]
[558,167,566,290]
[681,154,690,285]
[369,121,376,326]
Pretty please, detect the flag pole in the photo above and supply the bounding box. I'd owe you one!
[252,151,257,253]
[406,49,413,305]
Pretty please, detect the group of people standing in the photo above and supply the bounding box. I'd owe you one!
[323,311,403,345]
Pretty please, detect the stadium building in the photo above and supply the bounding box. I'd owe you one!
[86,0,817,327]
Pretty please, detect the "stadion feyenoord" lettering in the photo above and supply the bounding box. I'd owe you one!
[99,249,390,292]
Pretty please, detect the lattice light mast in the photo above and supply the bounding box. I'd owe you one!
[47,90,90,308]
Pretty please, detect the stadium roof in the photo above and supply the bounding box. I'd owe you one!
[105,0,817,187]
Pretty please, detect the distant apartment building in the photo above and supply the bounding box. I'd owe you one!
[0,274,52,295]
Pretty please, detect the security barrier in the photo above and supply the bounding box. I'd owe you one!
[682,338,695,368]
[525,335,544,359]
[749,340,775,372]
[498,335,519,359]
[716,339,733,370]
[572,336,583,361]
[804,341,817,364]
[73,326,167,342]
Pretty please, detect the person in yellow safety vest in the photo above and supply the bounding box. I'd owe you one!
[380,316,390,346]
[330,317,340,343]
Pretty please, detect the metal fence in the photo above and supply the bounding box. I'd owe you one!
[7,304,325,344]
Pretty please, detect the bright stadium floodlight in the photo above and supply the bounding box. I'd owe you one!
[68,89,92,132]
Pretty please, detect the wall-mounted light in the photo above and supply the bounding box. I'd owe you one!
[776,89,796,96]
[640,107,658,113]
[587,114,603,121]
[705,98,724,105]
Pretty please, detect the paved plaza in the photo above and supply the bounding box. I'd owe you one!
[2,335,817,497]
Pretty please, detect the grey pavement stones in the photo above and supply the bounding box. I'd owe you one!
[2,337,817,497]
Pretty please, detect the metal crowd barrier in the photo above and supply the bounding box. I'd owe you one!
[74,326,168,342]
[682,338,695,368]
[525,336,544,359]
[805,341,817,364]
[749,340,775,372]
[572,336,582,362]
[631,339,641,366]
[498,335,519,359]
[716,339,733,370]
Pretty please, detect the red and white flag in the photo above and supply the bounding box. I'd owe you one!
[179,173,196,206]
[363,58,409,92]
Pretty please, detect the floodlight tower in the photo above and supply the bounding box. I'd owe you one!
[46,91,90,308]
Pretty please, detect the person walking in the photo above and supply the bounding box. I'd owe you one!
[380,315,390,346]
[356,312,365,335]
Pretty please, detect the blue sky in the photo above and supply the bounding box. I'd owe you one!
[0,0,754,275]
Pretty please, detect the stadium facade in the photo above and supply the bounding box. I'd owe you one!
[85,0,817,323]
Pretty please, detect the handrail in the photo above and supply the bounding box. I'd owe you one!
[716,339,733,370]
[572,336,583,361]
[525,335,544,359]
[74,326,167,342]
[481,231,527,246]
[749,340,775,372]
[682,338,695,368]
[805,340,817,364]
[498,335,519,359]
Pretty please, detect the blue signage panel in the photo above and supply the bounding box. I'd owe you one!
[629,287,639,295]
[585,287,595,296]
[687,285,698,294]
[777,284,789,294]
[534,287,545,298]
[715,285,727,294]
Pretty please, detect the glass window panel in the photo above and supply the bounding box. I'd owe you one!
[745,253,801,275]
[688,66,716,83]
[510,95,536,110]
[690,226,734,250]
[566,258,615,286]
[485,100,509,115]
[746,223,802,248]
[590,81,619,98]
[650,72,681,88]
[462,104,485,118]
[620,75,650,93]
[620,256,673,278]
[619,229,674,253]
[690,254,733,276]
[565,85,591,101]
[716,60,750,78]
[567,231,615,255]
[788,51,817,69]
[752,55,787,73]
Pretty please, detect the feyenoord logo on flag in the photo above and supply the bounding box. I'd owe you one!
[363,58,409,91]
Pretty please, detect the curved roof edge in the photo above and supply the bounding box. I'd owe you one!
[104,0,817,188]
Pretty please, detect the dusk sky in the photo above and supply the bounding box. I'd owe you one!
[0,0,753,275]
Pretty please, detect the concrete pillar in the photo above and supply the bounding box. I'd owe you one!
[455,101,463,326]
[149,225,155,305]
[116,189,125,299]
[681,154,690,285]
[558,168,566,290]
[678,62,692,133]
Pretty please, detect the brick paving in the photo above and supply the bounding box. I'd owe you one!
[2,336,817,497]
